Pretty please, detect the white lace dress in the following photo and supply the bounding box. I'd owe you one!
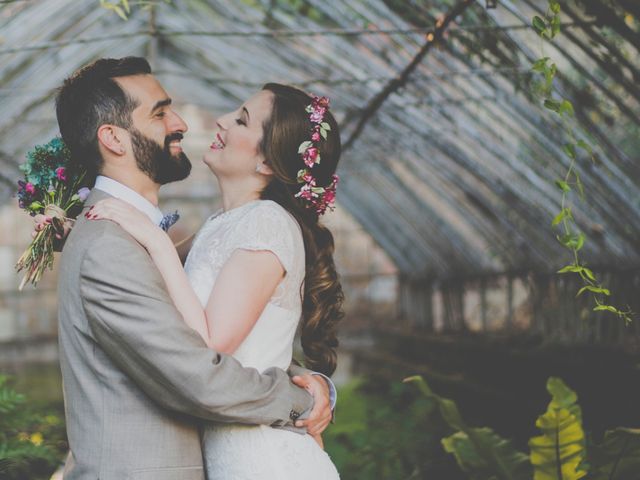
[183,199,340,480]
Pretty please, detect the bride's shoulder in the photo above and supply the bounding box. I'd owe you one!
[247,200,295,221]
[240,200,301,235]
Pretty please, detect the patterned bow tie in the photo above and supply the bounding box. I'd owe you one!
[159,211,180,232]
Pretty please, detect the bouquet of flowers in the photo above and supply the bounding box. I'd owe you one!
[15,137,89,290]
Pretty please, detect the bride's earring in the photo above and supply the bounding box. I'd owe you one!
[255,164,262,173]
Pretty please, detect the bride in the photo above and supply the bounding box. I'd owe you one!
[88,83,343,479]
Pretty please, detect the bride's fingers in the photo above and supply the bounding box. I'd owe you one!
[33,214,52,231]
[307,416,331,436]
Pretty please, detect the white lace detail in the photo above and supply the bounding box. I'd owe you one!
[185,200,304,311]
[183,200,339,479]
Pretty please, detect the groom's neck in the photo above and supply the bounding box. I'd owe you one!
[100,168,160,206]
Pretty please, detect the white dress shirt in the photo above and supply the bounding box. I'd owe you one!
[93,175,164,226]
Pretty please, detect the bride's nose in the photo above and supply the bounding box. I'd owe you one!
[216,113,231,130]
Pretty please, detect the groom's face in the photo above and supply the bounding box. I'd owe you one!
[117,75,192,184]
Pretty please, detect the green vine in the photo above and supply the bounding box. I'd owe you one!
[531,1,633,324]
[99,0,172,20]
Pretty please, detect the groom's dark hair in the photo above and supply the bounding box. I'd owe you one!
[55,57,152,184]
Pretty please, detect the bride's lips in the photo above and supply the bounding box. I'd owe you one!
[210,133,226,150]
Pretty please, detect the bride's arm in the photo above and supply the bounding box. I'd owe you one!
[146,233,284,354]
[202,248,284,353]
[144,232,211,344]
[173,232,195,264]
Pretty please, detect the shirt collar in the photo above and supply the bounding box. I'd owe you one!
[93,175,164,226]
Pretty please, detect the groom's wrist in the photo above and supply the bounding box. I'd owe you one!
[311,372,337,411]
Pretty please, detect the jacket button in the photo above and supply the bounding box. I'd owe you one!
[289,410,300,421]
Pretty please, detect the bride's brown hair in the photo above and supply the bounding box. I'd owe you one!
[258,83,344,377]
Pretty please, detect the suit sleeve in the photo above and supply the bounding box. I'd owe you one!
[79,227,313,427]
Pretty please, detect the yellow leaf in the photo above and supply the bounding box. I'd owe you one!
[30,432,43,446]
[624,13,634,27]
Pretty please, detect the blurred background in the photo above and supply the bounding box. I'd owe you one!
[0,0,639,478]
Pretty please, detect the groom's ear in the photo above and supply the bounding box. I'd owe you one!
[97,124,127,156]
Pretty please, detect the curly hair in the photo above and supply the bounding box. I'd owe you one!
[258,83,344,376]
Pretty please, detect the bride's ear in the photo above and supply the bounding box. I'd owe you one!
[256,160,274,176]
[97,125,127,156]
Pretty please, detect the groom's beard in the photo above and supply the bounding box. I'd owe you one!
[130,129,192,185]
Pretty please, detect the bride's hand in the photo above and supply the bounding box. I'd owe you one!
[32,214,73,251]
[88,199,165,251]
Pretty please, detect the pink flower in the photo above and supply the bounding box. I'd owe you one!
[303,173,314,183]
[25,182,36,195]
[313,96,330,109]
[311,131,321,142]
[323,189,336,205]
[310,108,325,123]
[303,147,319,167]
[295,183,318,201]
[55,167,66,182]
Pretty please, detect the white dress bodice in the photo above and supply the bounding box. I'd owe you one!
[184,199,305,373]
[183,200,339,480]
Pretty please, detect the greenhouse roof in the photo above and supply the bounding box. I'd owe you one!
[1,0,638,278]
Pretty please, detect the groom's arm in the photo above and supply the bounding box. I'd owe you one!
[79,225,313,428]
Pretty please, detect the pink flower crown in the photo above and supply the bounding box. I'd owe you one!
[294,95,339,215]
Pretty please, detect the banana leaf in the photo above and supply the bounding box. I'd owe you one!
[406,376,531,479]
[529,378,586,480]
[443,428,531,480]
[589,428,640,480]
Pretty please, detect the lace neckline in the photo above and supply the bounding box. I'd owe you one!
[208,199,261,223]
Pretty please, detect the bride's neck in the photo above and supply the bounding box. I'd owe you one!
[218,179,262,212]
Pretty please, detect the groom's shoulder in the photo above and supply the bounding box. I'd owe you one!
[63,216,145,263]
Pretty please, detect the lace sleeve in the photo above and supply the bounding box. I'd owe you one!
[229,201,298,275]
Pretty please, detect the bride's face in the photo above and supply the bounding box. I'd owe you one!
[203,90,273,180]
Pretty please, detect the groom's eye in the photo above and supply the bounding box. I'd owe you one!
[155,111,166,118]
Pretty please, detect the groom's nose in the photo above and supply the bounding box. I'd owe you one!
[167,110,188,134]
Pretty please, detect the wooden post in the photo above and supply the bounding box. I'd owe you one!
[506,274,514,330]
[480,276,488,332]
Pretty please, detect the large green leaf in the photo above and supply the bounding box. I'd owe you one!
[529,378,586,480]
[406,376,530,479]
[589,428,640,480]
[443,428,531,480]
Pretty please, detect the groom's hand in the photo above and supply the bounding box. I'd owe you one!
[291,374,332,435]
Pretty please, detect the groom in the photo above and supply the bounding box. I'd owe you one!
[54,57,334,479]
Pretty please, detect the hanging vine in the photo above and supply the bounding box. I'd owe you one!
[99,0,171,20]
[531,1,633,324]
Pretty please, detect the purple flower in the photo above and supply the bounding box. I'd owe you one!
[309,108,325,123]
[77,187,91,202]
[55,167,66,182]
